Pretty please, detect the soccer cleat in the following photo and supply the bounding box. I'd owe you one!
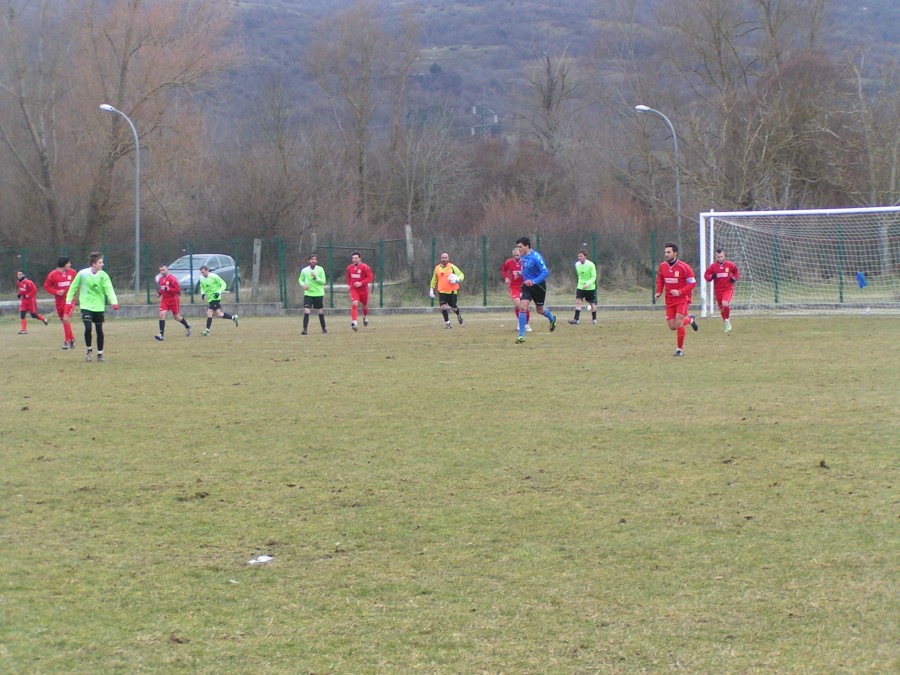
[301,330,307,335]
[351,321,358,331]
[457,313,464,325]
[674,348,684,357]
[42,317,49,326]
[185,325,192,337]
[363,317,368,327]
[525,323,533,332]
[724,319,731,334]
[202,329,210,336]
[85,350,93,362]
[689,314,699,331]
[444,322,452,329]
[68,340,75,350]
[61,341,69,350]
[154,334,164,341]
[550,317,557,332]
[232,315,239,327]
[592,319,598,325]
[96,353,105,363]
[516,335,526,344]
[18,330,27,335]
[322,328,328,334]
[568,319,579,325]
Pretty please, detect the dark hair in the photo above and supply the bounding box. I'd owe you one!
[309,254,317,261]
[516,236,531,247]
[664,242,678,253]
[578,249,587,256]
[351,251,361,258]
[89,252,103,264]
[715,248,724,254]
[199,265,210,271]
[57,256,70,267]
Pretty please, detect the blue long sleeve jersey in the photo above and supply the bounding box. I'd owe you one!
[520,250,550,285]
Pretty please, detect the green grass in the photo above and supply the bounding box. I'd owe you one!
[1,312,897,673]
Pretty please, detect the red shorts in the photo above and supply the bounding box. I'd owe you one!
[19,298,37,314]
[54,298,68,319]
[715,287,734,307]
[509,284,522,300]
[160,295,181,315]
[350,287,369,304]
[665,298,691,320]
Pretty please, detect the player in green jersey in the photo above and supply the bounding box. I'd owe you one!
[65,252,119,362]
[568,250,598,325]
[199,266,238,336]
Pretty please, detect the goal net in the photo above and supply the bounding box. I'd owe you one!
[699,206,900,316]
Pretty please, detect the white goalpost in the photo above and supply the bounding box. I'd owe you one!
[699,206,900,317]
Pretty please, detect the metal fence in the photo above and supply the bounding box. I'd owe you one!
[2,230,673,308]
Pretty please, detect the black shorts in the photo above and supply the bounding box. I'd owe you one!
[438,292,458,308]
[520,282,547,306]
[576,288,597,303]
[207,300,223,311]
[304,296,325,310]
[80,309,105,324]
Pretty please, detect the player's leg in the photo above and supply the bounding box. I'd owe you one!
[19,309,28,334]
[157,307,167,340]
[350,298,358,329]
[362,299,369,326]
[589,290,598,324]
[82,313,94,359]
[450,294,463,324]
[318,306,327,333]
[440,298,451,327]
[570,293,582,324]
[302,306,311,334]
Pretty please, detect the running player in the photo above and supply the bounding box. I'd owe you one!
[15,270,48,335]
[703,248,739,333]
[154,263,192,341]
[515,236,557,343]
[655,242,698,357]
[43,257,77,348]
[501,247,530,332]
[346,251,373,331]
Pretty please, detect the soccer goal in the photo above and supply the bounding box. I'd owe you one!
[699,206,900,316]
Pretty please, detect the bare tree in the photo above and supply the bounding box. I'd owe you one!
[307,0,420,225]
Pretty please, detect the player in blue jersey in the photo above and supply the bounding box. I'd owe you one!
[514,236,557,343]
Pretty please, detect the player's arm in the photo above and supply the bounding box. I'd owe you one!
[43,273,56,296]
[682,263,697,294]
[655,268,664,298]
[363,264,373,286]
[586,262,597,288]
[531,257,549,284]
[452,265,464,282]
[65,273,81,304]
[703,264,715,282]
[169,276,182,294]
[104,275,119,309]
[730,263,739,283]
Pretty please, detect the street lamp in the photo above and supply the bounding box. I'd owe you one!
[635,104,682,252]
[99,104,141,294]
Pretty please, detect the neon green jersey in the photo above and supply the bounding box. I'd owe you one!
[575,259,597,291]
[200,272,227,301]
[66,268,118,311]
[299,265,326,297]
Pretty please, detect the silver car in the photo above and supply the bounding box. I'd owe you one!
[158,254,240,294]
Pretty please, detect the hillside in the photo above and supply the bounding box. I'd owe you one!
[220,0,899,134]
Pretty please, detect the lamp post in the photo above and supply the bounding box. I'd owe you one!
[635,104,682,252]
[99,104,141,294]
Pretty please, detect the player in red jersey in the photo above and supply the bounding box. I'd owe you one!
[501,247,531,331]
[154,264,192,341]
[43,257,77,348]
[655,242,698,357]
[703,248,739,333]
[346,251,374,331]
[15,269,48,335]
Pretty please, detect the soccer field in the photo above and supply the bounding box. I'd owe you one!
[1,312,897,672]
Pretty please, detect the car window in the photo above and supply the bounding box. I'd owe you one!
[169,257,193,270]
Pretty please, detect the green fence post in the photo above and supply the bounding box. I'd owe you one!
[482,235,488,306]
[20,247,28,276]
[773,230,780,304]
[430,238,436,307]
[650,231,656,305]
[187,244,195,303]
[144,242,151,304]
[233,238,240,304]
[327,241,334,308]
[838,223,845,304]
[378,240,385,308]
[276,237,285,308]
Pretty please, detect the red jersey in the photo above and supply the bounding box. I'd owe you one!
[157,273,183,298]
[44,268,77,304]
[17,277,38,300]
[346,262,373,289]
[501,257,524,290]
[704,260,739,296]
[656,259,697,304]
